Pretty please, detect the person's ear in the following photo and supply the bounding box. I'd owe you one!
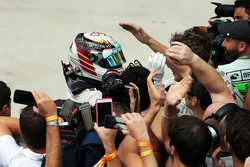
[169,143,176,155]
[191,96,198,107]
[238,42,247,52]
[2,104,10,116]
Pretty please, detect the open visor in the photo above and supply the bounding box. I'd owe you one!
[99,43,126,68]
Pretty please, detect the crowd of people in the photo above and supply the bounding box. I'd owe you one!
[0,0,250,167]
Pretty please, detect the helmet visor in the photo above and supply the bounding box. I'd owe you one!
[99,43,126,68]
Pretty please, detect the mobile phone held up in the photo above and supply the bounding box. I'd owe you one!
[95,98,113,126]
[14,90,36,106]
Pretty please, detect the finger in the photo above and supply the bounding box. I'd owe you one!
[32,91,40,104]
[93,123,99,132]
[159,55,166,71]
[148,53,154,69]
[151,53,159,69]
[147,69,157,82]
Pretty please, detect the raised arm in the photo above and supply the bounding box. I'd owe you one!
[94,124,121,167]
[122,113,158,167]
[161,76,192,144]
[119,23,191,78]
[165,41,235,104]
[144,69,165,127]
[32,90,62,167]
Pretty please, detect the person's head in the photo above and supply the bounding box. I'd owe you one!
[185,76,212,111]
[225,109,250,163]
[120,65,150,111]
[234,0,250,21]
[0,81,11,116]
[203,103,241,151]
[170,27,213,63]
[19,105,46,151]
[218,20,250,59]
[167,115,212,167]
[113,102,130,116]
[65,32,126,95]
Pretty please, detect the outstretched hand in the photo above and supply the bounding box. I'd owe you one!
[32,90,57,117]
[165,41,196,65]
[129,82,140,113]
[165,75,192,107]
[121,113,149,141]
[147,69,166,108]
[119,23,151,44]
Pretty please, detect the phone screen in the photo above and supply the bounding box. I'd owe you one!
[96,98,113,126]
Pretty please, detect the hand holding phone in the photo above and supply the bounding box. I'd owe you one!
[95,98,113,126]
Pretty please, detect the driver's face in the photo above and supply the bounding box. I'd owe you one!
[234,7,250,21]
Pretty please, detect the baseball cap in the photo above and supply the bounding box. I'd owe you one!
[218,20,250,43]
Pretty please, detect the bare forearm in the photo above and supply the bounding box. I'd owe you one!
[190,54,235,103]
[46,126,62,167]
[144,105,160,127]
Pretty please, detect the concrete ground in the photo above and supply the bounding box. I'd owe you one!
[0,0,232,116]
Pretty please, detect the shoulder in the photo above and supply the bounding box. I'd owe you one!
[0,135,22,166]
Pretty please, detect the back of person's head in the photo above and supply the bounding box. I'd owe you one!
[168,115,212,167]
[225,108,250,163]
[0,81,11,116]
[188,75,212,110]
[120,65,150,111]
[235,0,250,16]
[20,105,46,150]
[114,102,130,116]
[170,27,213,63]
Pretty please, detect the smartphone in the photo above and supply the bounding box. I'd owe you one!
[79,102,94,131]
[13,90,36,106]
[95,98,113,126]
[104,115,128,130]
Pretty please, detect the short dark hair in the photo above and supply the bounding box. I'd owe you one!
[120,66,150,111]
[188,75,212,110]
[225,108,250,162]
[0,81,11,110]
[235,0,250,17]
[170,27,213,63]
[168,115,212,167]
[20,105,46,150]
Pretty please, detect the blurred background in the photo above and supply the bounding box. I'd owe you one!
[0,0,232,116]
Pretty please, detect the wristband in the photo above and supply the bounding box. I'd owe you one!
[94,150,118,167]
[140,149,153,158]
[137,141,152,147]
[47,120,59,126]
[46,115,58,122]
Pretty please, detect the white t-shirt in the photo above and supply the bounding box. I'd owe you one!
[218,56,250,98]
[0,135,44,167]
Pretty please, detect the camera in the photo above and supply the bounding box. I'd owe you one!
[211,2,235,19]
[55,99,94,143]
[208,19,233,66]
[102,69,136,104]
